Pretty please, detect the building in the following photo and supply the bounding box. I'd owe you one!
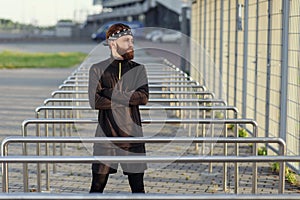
[86,0,190,35]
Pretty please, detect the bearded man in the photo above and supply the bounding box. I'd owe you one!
[88,23,149,193]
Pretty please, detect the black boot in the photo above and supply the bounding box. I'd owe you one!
[128,173,145,193]
[89,173,109,193]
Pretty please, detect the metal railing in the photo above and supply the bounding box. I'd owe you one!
[18,118,261,193]
[42,98,226,106]
[0,193,299,200]
[1,136,288,194]
[50,90,216,98]
[58,84,206,91]
[7,46,292,199]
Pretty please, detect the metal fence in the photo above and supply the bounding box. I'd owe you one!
[190,0,300,173]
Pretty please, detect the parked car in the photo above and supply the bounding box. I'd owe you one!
[91,21,144,42]
[145,30,163,40]
[149,30,182,43]
[160,30,182,42]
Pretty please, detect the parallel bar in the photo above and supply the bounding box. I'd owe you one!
[35,106,238,112]
[63,80,198,84]
[0,155,299,163]
[2,136,285,147]
[0,193,298,200]
[58,84,206,90]
[50,90,215,97]
[43,98,226,105]
[22,118,257,128]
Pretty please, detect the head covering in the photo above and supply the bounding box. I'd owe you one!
[103,23,133,46]
[108,28,133,40]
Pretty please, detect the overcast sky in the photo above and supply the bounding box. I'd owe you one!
[0,0,100,26]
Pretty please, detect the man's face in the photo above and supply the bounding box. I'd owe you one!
[115,35,134,60]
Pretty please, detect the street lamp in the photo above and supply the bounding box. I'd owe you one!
[180,0,192,74]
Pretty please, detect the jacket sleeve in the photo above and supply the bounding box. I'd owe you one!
[128,65,149,106]
[101,65,149,106]
[88,65,112,110]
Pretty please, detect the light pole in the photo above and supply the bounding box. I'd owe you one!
[180,0,191,74]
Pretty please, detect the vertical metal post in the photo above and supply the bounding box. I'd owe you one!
[2,143,8,192]
[234,1,240,192]
[213,0,217,92]
[45,110,50,191]
[279,0,290,142]
[254,0,259,121]
[219,0,226,191]
[252,125,258,194]
[37,113,41,192]
[199,0,203,85]
[279,141,286,193]
[219,0,224,99]
[203,0,207,86]
[234,122,239,194]
[234,0,239,107]
[180,3,190,74]
[22,124,29,192]
[226,0,231,105]
[265,0,272,138]
[242,0,249,119]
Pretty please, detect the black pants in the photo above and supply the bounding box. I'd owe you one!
[89,173,145,193]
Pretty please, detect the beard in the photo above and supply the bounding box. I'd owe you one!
[116,44,134,60]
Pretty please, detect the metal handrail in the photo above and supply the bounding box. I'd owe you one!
[0,136,291,195]
[58,84,206,90]
[1,135,289,194]
[35,105,238,113]
[63,80,198,84]
[67,75,190,79]
[19,118,260,193]
[50,90,215,98]
[0,193,298,200]
[43,98,226,106]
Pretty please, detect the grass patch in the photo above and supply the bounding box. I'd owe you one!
[0,50,87,69]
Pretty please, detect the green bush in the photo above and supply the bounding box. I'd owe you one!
[257,147,267,156]
[286,171,297,185]
[227,124,234,130]
[271,162,280,173]
[238,128,248,137]
[271,163,299,185]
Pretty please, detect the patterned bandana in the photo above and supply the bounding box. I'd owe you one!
[108,28,133,40]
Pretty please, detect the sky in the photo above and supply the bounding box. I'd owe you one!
[0,0,101,26]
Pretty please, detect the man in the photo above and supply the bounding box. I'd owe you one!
[88,23,149,193]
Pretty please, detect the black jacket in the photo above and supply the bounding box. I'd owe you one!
[88,57,149,150]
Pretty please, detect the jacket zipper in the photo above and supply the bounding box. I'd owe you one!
[118,62,121,79]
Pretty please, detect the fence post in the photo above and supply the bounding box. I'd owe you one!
[242,0,249,119]
[265,0,272,139]
[279,0,289,141]
[233,0,239,107]
[219,0,224,99]
[254,0,259,121]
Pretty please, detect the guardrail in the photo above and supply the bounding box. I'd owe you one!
[34,105,238,160]
[0,193,299,200]
[1,136,288,194]
[50,90,216,98]
[8,52,292,199]
[58,84,207,91]
[18,118,261,193]
[42,98,226,106]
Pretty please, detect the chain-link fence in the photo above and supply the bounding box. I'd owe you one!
[190,0,299,173]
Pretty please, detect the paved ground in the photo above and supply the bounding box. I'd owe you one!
[0,41,299,196]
